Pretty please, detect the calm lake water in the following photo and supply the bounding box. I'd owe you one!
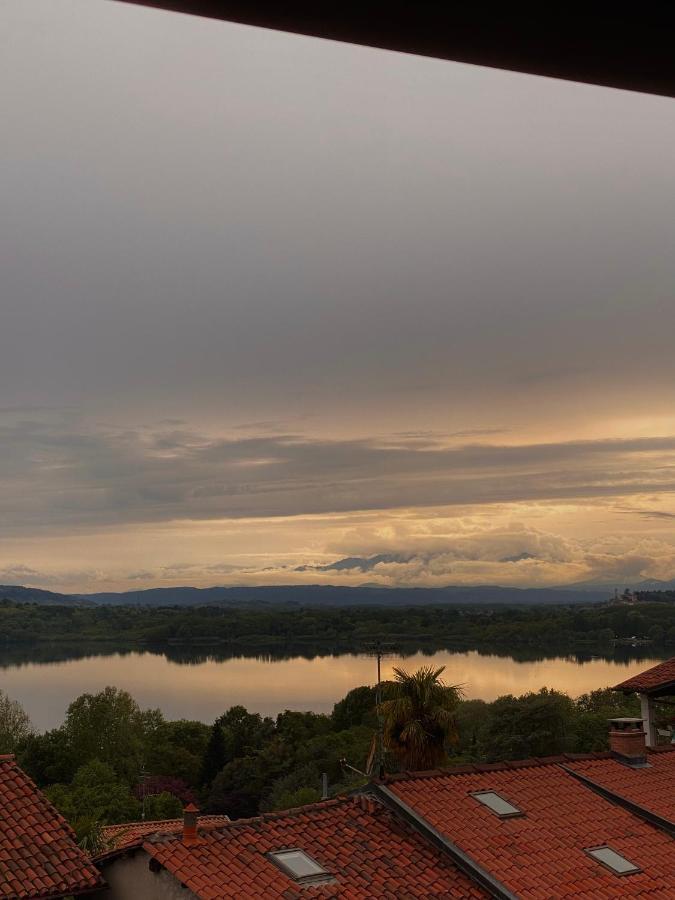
[0,645,664,731]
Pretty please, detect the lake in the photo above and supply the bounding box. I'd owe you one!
[0,644,664,731]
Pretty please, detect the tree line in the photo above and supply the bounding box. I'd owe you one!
[1,598,675,650]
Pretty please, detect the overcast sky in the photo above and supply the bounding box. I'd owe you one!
[2,0,675,593]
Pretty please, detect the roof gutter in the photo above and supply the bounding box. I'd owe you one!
[559,765,675,837]
[370,783,519,900]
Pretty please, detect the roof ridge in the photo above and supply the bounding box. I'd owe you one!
[379,751,617,782]
[203,797,347,831]
[103,813,229,832]
[110,799,351,854]
[104,819,182,831]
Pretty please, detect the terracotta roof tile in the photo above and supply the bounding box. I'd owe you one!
[138,798,487,898]
[567,746,675,824]
[613,657,675,693]
[387,761,675,898]
[0,755,103,899]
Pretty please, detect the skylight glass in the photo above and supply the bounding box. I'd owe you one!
[268,849,330,882]
[586,846,640,875]
[471,791,523,818]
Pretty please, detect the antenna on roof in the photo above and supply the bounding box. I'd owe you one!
[140,765,147,821]
[361,640,399,779]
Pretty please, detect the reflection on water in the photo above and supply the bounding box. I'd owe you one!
[0,642,665,732]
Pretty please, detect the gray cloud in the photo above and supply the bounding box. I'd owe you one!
[499,552,537,563]
[1,1,675,435]
[296,552,416,573]
[619,509,675,521]
[0,564,101,589]
[1,418,675,535]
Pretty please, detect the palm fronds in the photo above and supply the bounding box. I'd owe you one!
[380,665,463,771]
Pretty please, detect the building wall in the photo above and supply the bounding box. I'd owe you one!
[96,850,199,900]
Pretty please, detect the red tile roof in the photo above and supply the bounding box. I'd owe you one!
[101,815,230,852]
[136,798,487,899]
[0,755,103,899]
[567,746,675,824]
[613,657,675,693]
[386,760,675,898]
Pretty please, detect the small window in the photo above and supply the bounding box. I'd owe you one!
[585,846,641,875]
[268,849,331,883]
[471,791,523,818]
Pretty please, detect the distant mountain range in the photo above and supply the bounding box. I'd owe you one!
[83,584,616,607]
[0,585,94,607]
[4,580,672,609]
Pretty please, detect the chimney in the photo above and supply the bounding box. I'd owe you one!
[182,803,199,846]
[608,718,648,766]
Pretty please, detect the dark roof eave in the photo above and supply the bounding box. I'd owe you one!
[112,3,675,99]
[617,681,675,698]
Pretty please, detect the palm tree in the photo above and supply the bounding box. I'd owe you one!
[380,665,463,771]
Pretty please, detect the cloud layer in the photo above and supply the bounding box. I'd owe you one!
[2,3,675,592]
[4,514,675,593]
[2,418,675,534]
[1,415,675,593]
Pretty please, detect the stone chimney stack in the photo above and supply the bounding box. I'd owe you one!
[182,803,199,846]
[608,718,648,766]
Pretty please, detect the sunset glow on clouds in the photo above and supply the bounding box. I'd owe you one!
[2,419,675,591]
[1,2,675,592]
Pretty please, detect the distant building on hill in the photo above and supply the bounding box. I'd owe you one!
[611,587,638,604]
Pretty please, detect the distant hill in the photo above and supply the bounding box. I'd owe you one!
[629,579,675,591]
[80,584,610,608]
[566,578,675,592]
[0,585,93,607]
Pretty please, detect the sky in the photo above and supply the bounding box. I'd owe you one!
[2,1,675,594]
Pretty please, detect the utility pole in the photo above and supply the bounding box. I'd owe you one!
[362,640,398,779]
[375,649,384,779]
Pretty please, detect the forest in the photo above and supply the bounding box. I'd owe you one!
[1,598,675,651]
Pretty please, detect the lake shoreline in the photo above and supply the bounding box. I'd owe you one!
[0,644,665,733]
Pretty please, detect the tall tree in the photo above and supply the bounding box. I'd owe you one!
[482,688,575,761]
[380,666,462,771]
[46,759,139,845]
[62,687,156,782]
[199,720,228,788]
[0,690,33,754]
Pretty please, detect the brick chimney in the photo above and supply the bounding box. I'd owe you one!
[608,717,648,766]
[182,803,199,846]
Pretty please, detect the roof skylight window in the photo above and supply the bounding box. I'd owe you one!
[268,849,331,883]
[471,791,523,818]
[585,846,641,875]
